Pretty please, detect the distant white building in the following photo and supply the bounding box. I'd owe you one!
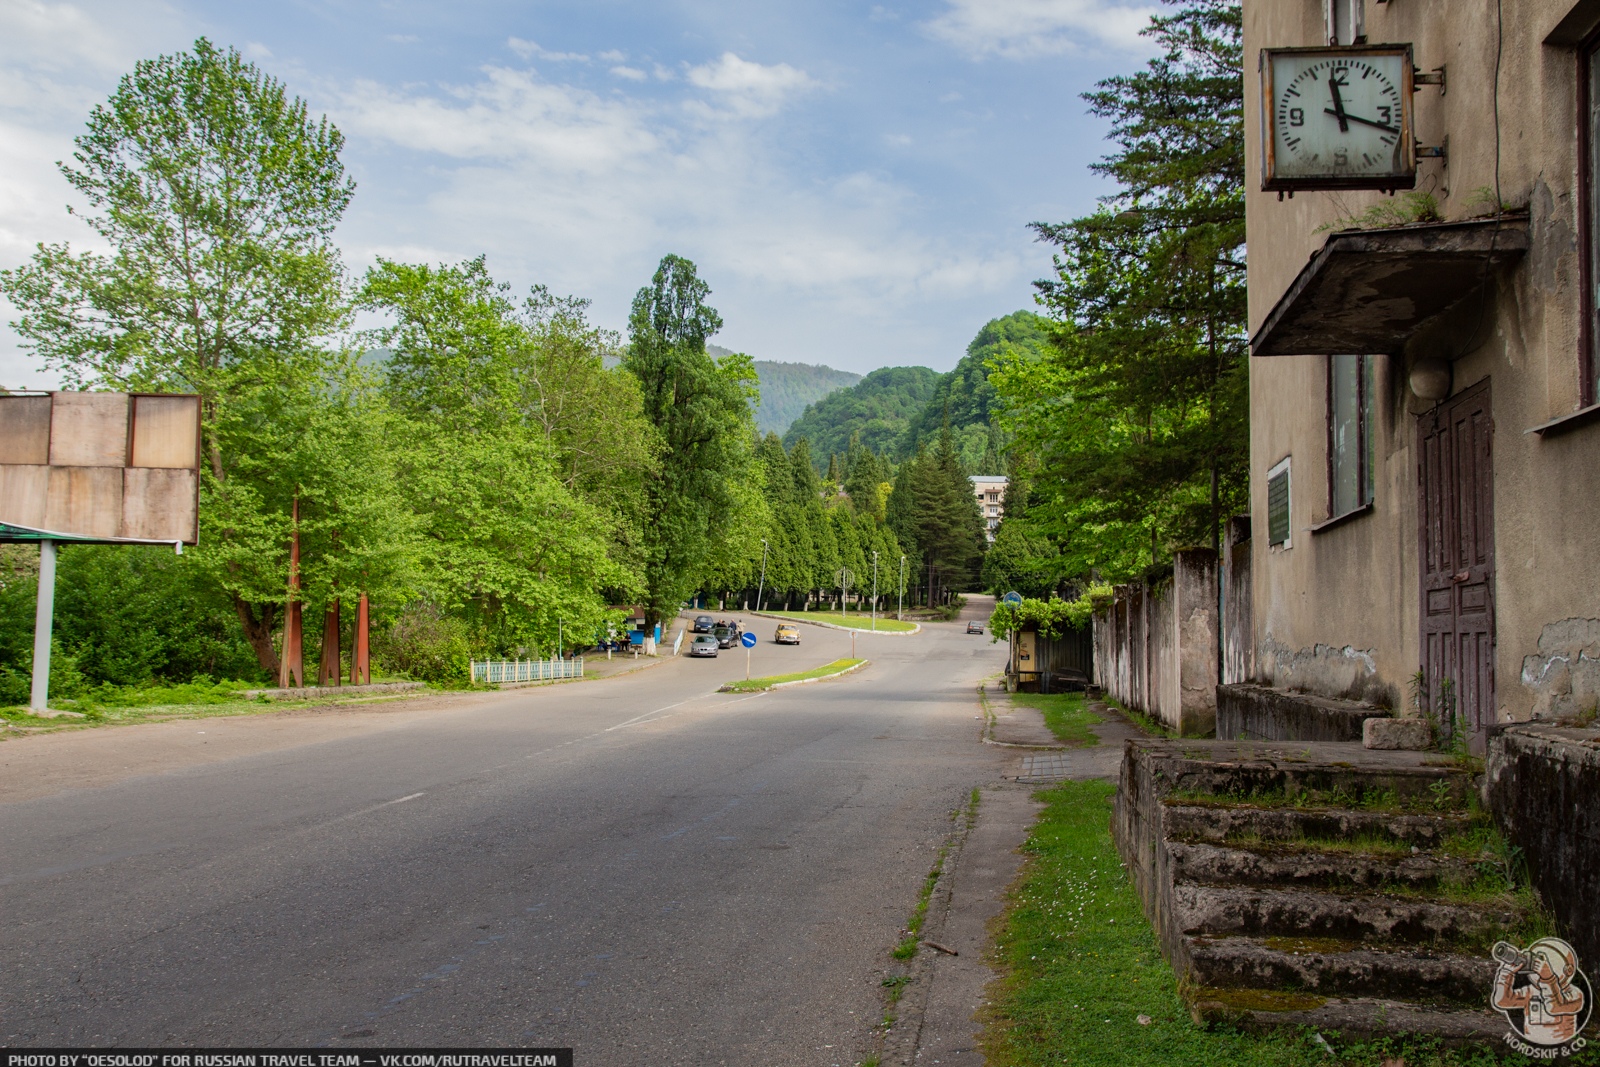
[970,475,1007,543]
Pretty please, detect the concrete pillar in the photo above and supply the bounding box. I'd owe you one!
[1173,548,1220,736]
[30,539,56,711]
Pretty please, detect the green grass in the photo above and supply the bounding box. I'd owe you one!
[1,679,430,735]
[981,779,1544,1067]
[1012,691,1102,747]
[718,657,865,692]
[755,609,919,633]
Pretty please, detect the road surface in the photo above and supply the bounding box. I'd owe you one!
[1,606,1009,1064]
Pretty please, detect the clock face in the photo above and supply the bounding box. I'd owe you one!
[1264,48,1415,189]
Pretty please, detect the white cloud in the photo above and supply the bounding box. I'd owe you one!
[244,41,273,60]
[610,65,647,81]
[598,49,627,63]
[507,37,589,62]
[884,133,912,147]
[329,61,1026,337]
[925,0,1158,58]
[386,34,420,44]
[684,52,817,118]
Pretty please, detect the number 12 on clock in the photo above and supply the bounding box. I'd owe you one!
[1261,45,1417,192]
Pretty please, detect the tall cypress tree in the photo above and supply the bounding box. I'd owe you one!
[989,0,1246,580]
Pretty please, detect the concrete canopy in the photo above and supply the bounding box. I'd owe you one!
[1250,216,1528,357]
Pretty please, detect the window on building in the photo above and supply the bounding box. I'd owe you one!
[1584,31,1600,405]
[1267,457,1292,548]
[1327,353,1375,519]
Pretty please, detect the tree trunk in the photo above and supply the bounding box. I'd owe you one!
[234,595,281,675]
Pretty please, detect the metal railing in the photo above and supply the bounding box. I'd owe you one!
[471,658,584,684]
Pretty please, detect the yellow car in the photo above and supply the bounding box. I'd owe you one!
[774,624,801,645]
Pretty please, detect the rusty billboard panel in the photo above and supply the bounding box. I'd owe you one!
[0,391,201,545]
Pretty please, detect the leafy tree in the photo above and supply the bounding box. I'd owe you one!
[623,255,759,626]
[990,0,1246,583]
[0,39,392,674]
[359,257,639,654]
[888,429,985,603]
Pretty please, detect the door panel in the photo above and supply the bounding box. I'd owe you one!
[1417,378,1495,750]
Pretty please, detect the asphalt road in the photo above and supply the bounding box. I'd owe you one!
[1,607,1010,1064]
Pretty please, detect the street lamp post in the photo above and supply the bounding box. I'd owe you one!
[871,551,879,631]
[897,554,906,621]
[756,538,768,613]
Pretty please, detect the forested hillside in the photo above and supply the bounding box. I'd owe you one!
[777,311,1048,473]
[781,365,941,461]
[737,352,861,435]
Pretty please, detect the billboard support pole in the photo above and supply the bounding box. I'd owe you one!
[30,539,56,711]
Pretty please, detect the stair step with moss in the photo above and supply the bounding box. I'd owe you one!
[1185,991,1505,1044]
[1168,840,1486,892]
[1181,935,1494,1002]
[1113,738,1538,1048]
[1163,803,1475,848]
[1174,882,1523,944]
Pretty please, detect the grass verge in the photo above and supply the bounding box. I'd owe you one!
[981,779,1542,1066]
[754,609,919,633]
[1,680,433,736]
[718,657,865,693]
[1012,691,1102,747]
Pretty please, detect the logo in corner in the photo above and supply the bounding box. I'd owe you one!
[1491,937,1592,1056]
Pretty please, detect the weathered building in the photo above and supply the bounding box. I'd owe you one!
[1241,0,1600,745]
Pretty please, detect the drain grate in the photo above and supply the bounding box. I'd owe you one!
[1015,753,1072,781]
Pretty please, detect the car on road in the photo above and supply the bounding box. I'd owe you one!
[774,623,800,645]
[689,634,719,657]
[713,624,739,649]
[966,621,984,634]
[691,614,715,633]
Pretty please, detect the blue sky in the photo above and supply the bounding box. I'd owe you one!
[0,0,1163,387]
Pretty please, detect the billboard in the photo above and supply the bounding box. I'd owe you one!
[0,391,201,544]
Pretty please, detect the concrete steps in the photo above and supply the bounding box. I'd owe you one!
[1113,739,1528,1047]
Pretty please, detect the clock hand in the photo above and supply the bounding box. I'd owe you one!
[1328,72,1350,133]
[1321,108,1399,134]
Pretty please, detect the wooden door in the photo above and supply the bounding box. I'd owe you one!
[1417,377,1496,749]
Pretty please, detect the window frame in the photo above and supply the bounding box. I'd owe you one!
[1581,27,1600,407]
[1266,456,1292,549]
[1325,353,1375,523]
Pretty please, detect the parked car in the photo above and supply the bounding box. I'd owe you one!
[691,614,715,633]
[713,624,738,649]
[690,634,720,657]
[774,624,800,645]
[966,621,984,634]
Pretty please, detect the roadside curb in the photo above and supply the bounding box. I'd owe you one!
[716,658,870,693]
[242,681,427,700]
[743,610,921,636]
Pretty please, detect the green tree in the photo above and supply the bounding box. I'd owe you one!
[359,257,638,655]
[990,0,1246,583]
[0,39,380,674]
[623,255,759,627]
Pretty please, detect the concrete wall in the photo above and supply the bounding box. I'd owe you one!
[1244,0,1600,723]
[1487,723,1600,970]
[1093,549,1219,735]
[1223,517,1254,686]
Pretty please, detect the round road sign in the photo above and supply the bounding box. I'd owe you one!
[740,631,758,648]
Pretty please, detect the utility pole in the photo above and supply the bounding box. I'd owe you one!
[898,554,906,621]
[871,551,879,631]
[756,538,768,613]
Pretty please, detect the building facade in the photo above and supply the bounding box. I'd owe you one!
[970,475,1007,542]
[1243,0,1600,744]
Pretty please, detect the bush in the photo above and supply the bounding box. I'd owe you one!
[376,605,470,685]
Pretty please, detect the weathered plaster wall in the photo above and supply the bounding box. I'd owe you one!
[1245,0,1600,722]
[1487,723,1600,970]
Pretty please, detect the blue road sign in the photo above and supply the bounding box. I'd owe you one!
[1002,591,1024,605]
[740,631,758,648]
